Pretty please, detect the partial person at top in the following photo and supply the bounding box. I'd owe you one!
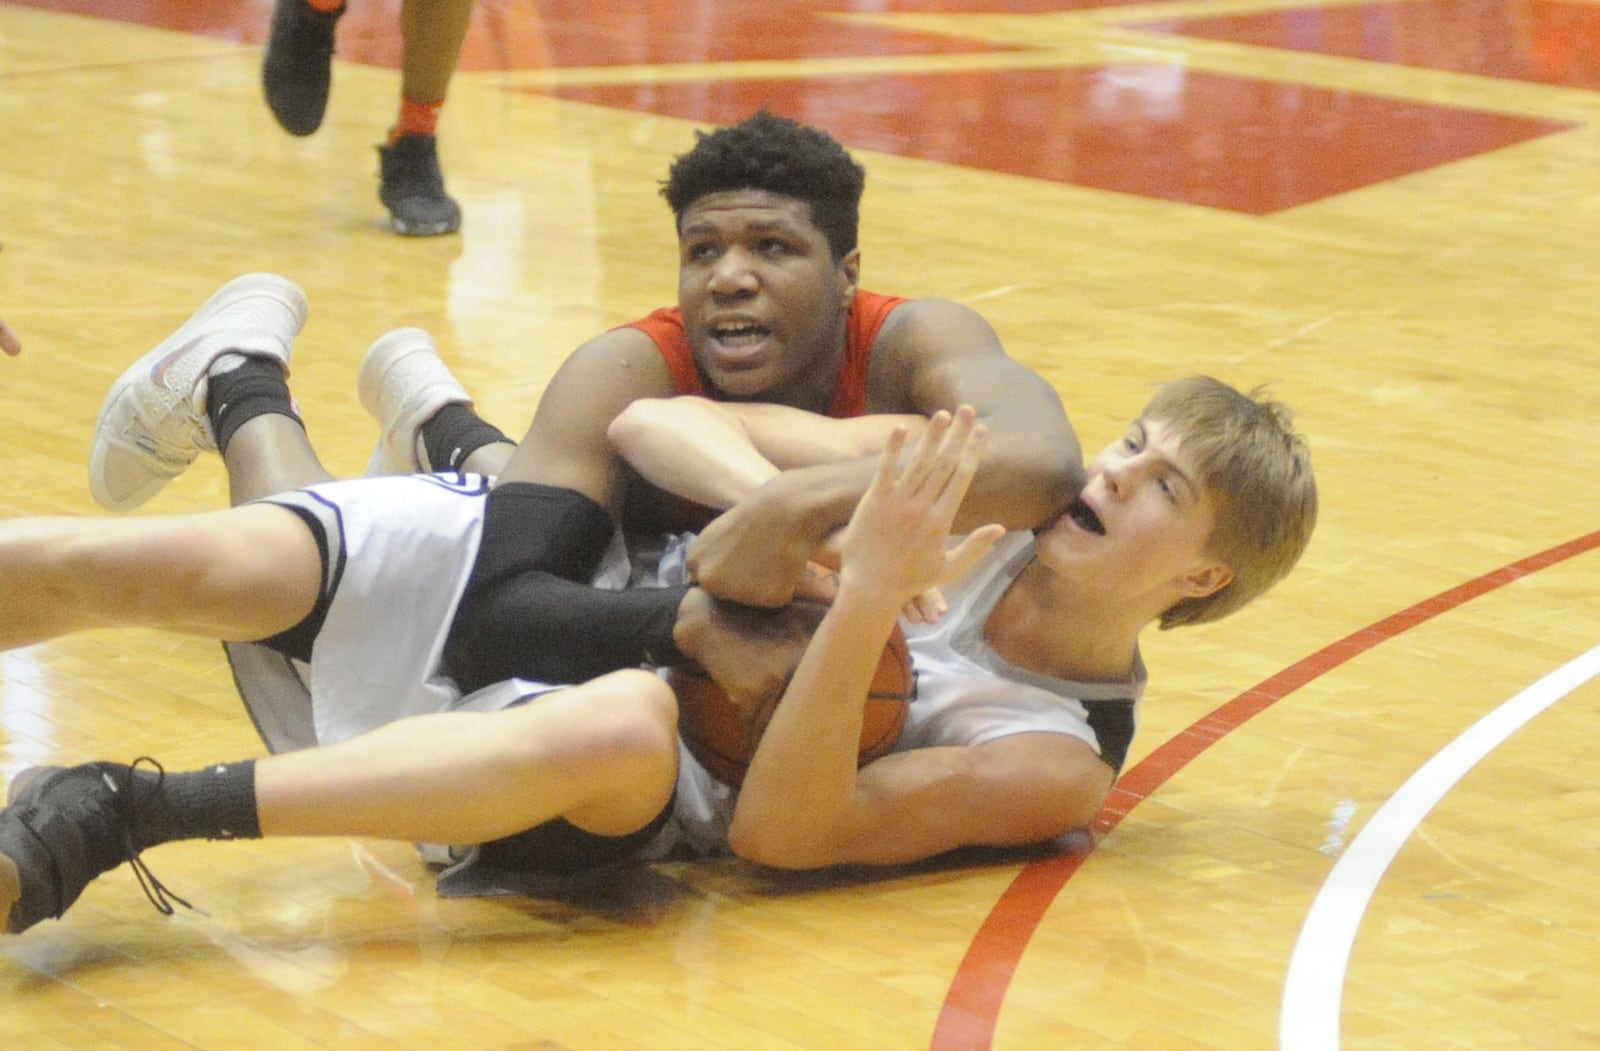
[262,0,472,235]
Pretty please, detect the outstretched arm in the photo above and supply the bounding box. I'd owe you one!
[610,397,947,619]
[607,396,924,512]
[689,298,1083,607]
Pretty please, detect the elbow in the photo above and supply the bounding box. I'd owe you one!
[727,815,839,871]
[979,451,1084,529]
[605,398,659,454]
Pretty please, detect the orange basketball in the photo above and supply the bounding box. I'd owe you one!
[670,623,915,787]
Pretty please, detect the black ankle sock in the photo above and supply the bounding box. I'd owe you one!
[207,359,303,456]
[131,759,261,850]
[419,402,510,471]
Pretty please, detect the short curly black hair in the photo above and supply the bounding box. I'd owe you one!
[660,109,866,261]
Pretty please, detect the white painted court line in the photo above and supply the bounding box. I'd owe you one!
[1278,643,1600,1051]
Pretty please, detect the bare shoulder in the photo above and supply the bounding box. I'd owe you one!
[876,297,1004,358]
[535,326,677,420]
[559,323,673,378]
[866,299,1000,413]
[501,325,678,497]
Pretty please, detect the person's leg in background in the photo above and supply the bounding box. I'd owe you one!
[262,0,473,236]
[378,0,474,236]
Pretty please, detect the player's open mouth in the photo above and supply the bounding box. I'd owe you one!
[1065,498,1105,535]
[711,320,771,348]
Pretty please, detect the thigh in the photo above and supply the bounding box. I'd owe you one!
[149,503,323,641]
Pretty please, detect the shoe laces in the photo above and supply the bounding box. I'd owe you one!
[118,758,199,919]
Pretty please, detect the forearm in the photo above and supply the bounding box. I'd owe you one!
[446,574,689,693]
[953,432,1083,532]
[608,397,778,511]
[733,422,1078,543]
[750,458,877,544]
[728,586,902,868]
[735,405,925,470]
[442,482,686,693]
[609,399,924,514]
[685,458,875,606]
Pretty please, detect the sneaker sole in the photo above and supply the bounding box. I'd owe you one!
[262,0,343,136]
[356,327,442,417]
[88,274,308,512]
[1,766,45,932]
[390,217,461,237]
[0,851,17,934]
[6,766,46,806]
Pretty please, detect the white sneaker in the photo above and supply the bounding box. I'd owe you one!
[357,327,471,475]
[88,274,306,512]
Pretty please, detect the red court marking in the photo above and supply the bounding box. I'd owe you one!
[539,71,1575,214]
[931,528,1600,1050]
[5,0,1017,70]
[1132,0,1600,92]
[14,0,1578,213]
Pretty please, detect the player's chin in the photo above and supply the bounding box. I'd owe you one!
[703,366,784,401]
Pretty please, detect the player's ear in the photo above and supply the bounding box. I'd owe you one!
[836,248,861,303]
[1180,562,1232,598]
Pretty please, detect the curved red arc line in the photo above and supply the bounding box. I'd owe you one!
[930,529,1600,1050]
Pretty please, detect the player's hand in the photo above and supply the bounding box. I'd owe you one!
[901,587,947,624]
[792,562,840,604]
[686,488,822,607]
[0,317,19,357]
[838,406,1004,605]
[672,588,824,708]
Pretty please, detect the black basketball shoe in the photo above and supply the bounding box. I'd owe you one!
[262,0,345,136]
[0,760,190,934]
[378,133,463,236]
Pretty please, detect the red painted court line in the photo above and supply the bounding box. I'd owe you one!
[930,529,1600,1050]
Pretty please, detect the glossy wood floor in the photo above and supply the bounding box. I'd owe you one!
[2,2,1598,1048]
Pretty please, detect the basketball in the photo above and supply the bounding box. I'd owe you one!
[670,624,915,787]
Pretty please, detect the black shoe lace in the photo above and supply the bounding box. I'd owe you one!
[120,758,200,918]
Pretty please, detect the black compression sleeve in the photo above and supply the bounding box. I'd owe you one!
[443,482,690,693]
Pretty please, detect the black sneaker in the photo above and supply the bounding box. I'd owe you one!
[262,0,345,137]
[0,761,191,934]
[378,134,463,236]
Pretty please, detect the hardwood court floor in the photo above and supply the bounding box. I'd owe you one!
[1,2,1597,1048]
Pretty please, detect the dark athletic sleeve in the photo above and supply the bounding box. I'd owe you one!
[442,482,688,694]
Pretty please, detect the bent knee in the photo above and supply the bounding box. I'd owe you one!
[531,670,678,767]
[542,671,679,837]
[587,669,679,760]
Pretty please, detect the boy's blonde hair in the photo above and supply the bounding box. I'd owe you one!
[1147,377,1318,629]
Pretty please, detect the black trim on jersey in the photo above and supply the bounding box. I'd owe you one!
[1083,699,1136,773]
[252,490,347,663]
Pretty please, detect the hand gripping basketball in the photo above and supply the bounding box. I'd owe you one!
[669,623,915,787]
